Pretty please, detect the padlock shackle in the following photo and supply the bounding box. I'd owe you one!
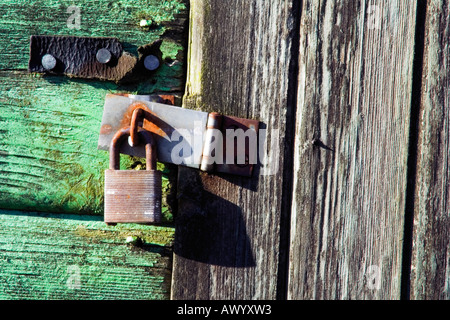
[109,126,156,171]
[130,106,149,147]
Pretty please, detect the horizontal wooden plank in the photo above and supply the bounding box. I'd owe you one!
[0,0,187,300]
[0,0,187,216]
[287,0,417,299]
[0,209,174,299]
[411,0,450,300]
[0,70,178,218]
[0,0,187,70]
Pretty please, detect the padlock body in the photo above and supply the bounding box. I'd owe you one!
[104,169,162,223]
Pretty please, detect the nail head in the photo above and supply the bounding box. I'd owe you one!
[96,48,112,64]
[144,55,160,71]
[41,54,56,70]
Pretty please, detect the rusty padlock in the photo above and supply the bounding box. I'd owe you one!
[104,126,162,224]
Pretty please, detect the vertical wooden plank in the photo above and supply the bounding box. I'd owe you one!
[171,0,298,299]
[288,0,417,299]
[411,0,450,300]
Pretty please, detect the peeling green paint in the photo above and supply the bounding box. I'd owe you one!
[0,0,187,69]
[0,209,173,300]
[0,0,187,300]
[0,0,187,219]
[0,0,187,299]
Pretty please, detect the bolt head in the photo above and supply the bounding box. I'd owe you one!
[125,236,143,246]
[41,54,56,70]
[144,55,160,71]
[96,48,112,64]
[140,19,152,27]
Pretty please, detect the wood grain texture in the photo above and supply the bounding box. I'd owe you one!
[287,0,417,299]
[0,0,187,217]
[410,0,450,300]
[0,0,187,70]
[0,209,173,299]
[171,0,298,299]
[0,0,187,300]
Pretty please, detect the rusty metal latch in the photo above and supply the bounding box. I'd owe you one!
[28,35,162,83]
[98,94,260,177]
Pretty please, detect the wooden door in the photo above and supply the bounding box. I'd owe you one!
[1,0,448,301]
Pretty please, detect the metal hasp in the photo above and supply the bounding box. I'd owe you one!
[104,126,162,225]
[28,35,163,83]
[98,94,260,177]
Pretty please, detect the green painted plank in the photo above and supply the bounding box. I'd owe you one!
[0,0,187,300]
[0,209,174,300]
[0,0,187,70]
[0,0,186,217]
[0,70,178,218]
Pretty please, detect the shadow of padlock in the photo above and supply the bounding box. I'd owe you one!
[104,126,162,225]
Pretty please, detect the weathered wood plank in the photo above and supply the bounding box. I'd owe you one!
[0,71,179,218]
[410,0,450,300]
[0,0,187,70]
[171,0,298,299]
[0,209,173,299]
[0,0,187,216]
[287,0,417,299]
[0,0,187,300]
